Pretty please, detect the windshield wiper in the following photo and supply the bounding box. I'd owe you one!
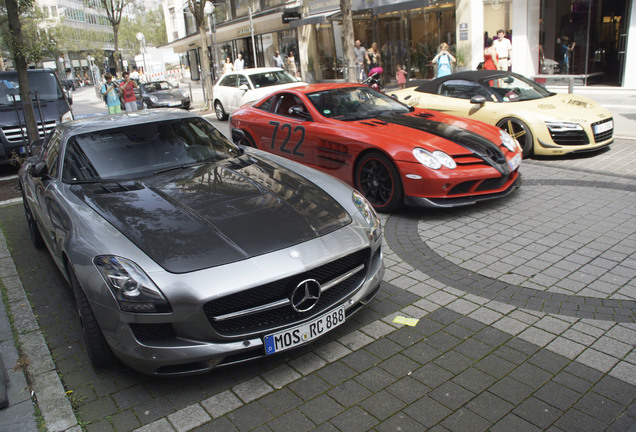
[153,159,214,175]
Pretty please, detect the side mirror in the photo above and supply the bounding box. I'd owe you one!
[289,106,311,120]
[470,95,487,105]
[239,84,249,91]
[30,161,48,178]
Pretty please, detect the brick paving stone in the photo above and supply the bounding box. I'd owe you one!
[385,375,431,404]
[513,397,562,429]
[267,409,315,432]
[329,406,379,432]
[201,390,242,418]
[287,375,331,400]
[167,404,210,432]
[474,354,516,378]
[489,376,535,405]
[554,409,608,432]
[574,392,624,424]
[466,391,514,423]
[358,390,406,420]
[534,381,582,411]
[593,375,636,404]
[316,361,357,386]
[226,402,273,432]
[441,407,492,432]
[428,381,475,410]
[327,380,372,407]
[403,396,453,428]
[490,414,542,432]
[411,362,453,389]
[298,394,344,424]
[375,412,424,432]
[258,388,302,416]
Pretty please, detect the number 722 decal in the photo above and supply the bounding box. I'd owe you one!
[269,121,305,157]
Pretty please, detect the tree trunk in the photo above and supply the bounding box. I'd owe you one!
[113,26,121,76]
[340,0,356,83]
[199,22,213,110]
[6,0,39,144]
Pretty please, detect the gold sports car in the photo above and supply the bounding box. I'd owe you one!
[391,71,614,158]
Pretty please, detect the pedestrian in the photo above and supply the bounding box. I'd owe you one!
[432,43,456,78]
[483,38,497,70]
[366,42,381,71]
[223,57,234,74]
[287,51,297,76]
[130,68,140,80]
[101,73,121,114]
[396,64,407,89]
[119,71,138,112]
[354,40,367,82]
[493,29,512,70]
[234,54,244,71]
[273,50,284,69]
[558,36,575,74]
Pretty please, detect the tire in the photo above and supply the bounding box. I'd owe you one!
[496,117,534,158]
[355,152,403,213]
[215,100,228,121]
[69,267,115,368]
[22,190,44,249]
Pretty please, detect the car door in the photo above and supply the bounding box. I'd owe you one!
[229,75,250,112]
[253,93,321,168]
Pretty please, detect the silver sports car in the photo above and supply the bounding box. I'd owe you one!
[19,109,383,376]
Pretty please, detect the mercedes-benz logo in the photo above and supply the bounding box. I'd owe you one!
[485,147,504,164]
[290,279,321,312]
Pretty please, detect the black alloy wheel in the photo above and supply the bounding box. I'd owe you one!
[355,152,403,213]
[215,101,228,121]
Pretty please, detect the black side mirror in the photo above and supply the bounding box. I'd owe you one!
[289,106,311,120]
[470,95,487,105]
[30,161,48,178]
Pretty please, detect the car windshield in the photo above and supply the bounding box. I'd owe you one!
[0,71,64,105]
[61,118,241,183]
[480,74,553,102]
[248,71,298,88]
[307,86,411,120]
[142,81,173,92]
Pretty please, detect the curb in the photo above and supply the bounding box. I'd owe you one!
[0,203,80,432]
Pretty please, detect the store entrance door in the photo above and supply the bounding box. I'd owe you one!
[592,0,630,86]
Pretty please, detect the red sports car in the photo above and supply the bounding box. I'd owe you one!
[229,83,523,212]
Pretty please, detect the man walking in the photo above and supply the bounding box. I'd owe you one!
[493,29,512,71]
[354,40,367,82]
[120,71,138,112]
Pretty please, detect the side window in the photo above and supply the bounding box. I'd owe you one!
[273,94,308,119]
[43,130,62,178]
[439,80,490,100]
[219,75,236,87]
[238,76,249,88]
[257,96,274,112]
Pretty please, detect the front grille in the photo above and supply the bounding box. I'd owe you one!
[203,248,370,337]
[1,121,57,144]
[449,181,477,195]
[130,323,177,342]
[549,129,589,145]
[475,174,510,192]
[592,118,613,143]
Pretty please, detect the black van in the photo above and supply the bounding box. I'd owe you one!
[0,69,73,165]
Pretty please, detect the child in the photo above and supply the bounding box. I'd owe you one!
[396,65,407,89]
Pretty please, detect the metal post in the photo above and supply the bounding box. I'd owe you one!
[249,7,257,68]
[213,14,220,80]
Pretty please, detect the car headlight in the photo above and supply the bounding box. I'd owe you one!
[499,130,520,152]
[94,256,170,313]
[545,121,583,132]
[149,95,158,103]
[352,190,380,238]
[413,148,456,169]
[61,110,74,123]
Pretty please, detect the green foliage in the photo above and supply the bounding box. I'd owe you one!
[119,8,167,51]
[0,0,58,64]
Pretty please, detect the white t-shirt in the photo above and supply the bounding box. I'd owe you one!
[234,58,245,71]
[493,37,512,59]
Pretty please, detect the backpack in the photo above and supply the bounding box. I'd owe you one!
[102,84,110,103]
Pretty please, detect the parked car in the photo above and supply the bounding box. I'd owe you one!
[390,70,613,158]
[229,83,523,212]
[137,80,190,109]
[19,109,383,376]
[213,67,306,121]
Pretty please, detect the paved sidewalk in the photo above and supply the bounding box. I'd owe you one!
[0,94,635,431]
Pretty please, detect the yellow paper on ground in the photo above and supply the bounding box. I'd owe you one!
[393,316,419,327]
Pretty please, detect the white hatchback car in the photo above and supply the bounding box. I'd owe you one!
[213,67,306,120]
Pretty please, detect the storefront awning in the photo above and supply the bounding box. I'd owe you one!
[289,10,340,28]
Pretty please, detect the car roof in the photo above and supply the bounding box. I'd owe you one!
[57,109,199,136]
[269,83,365,95]
[416,70,523,92]
[232,67,288,75]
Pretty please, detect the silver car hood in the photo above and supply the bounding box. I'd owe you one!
[70,154,351,273]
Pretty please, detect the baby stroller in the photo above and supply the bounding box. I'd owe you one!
[363,67,383,92]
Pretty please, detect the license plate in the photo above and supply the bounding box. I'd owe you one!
[19,146,26,154]
[264,305,346,355]
[508,153,522,171]
[594,120,613,134]
[169,101,181,106]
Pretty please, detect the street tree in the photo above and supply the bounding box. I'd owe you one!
[186,0,212,110]
[340,0,356,83]
[84,0,132,76]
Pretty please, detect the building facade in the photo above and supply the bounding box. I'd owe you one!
[165,0,635,88]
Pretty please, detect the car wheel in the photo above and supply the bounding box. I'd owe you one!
[215,101,228,121]
[497,117,534,158]
[69,266,115,368]
[355,152,403,213]
[22,191,44,249]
